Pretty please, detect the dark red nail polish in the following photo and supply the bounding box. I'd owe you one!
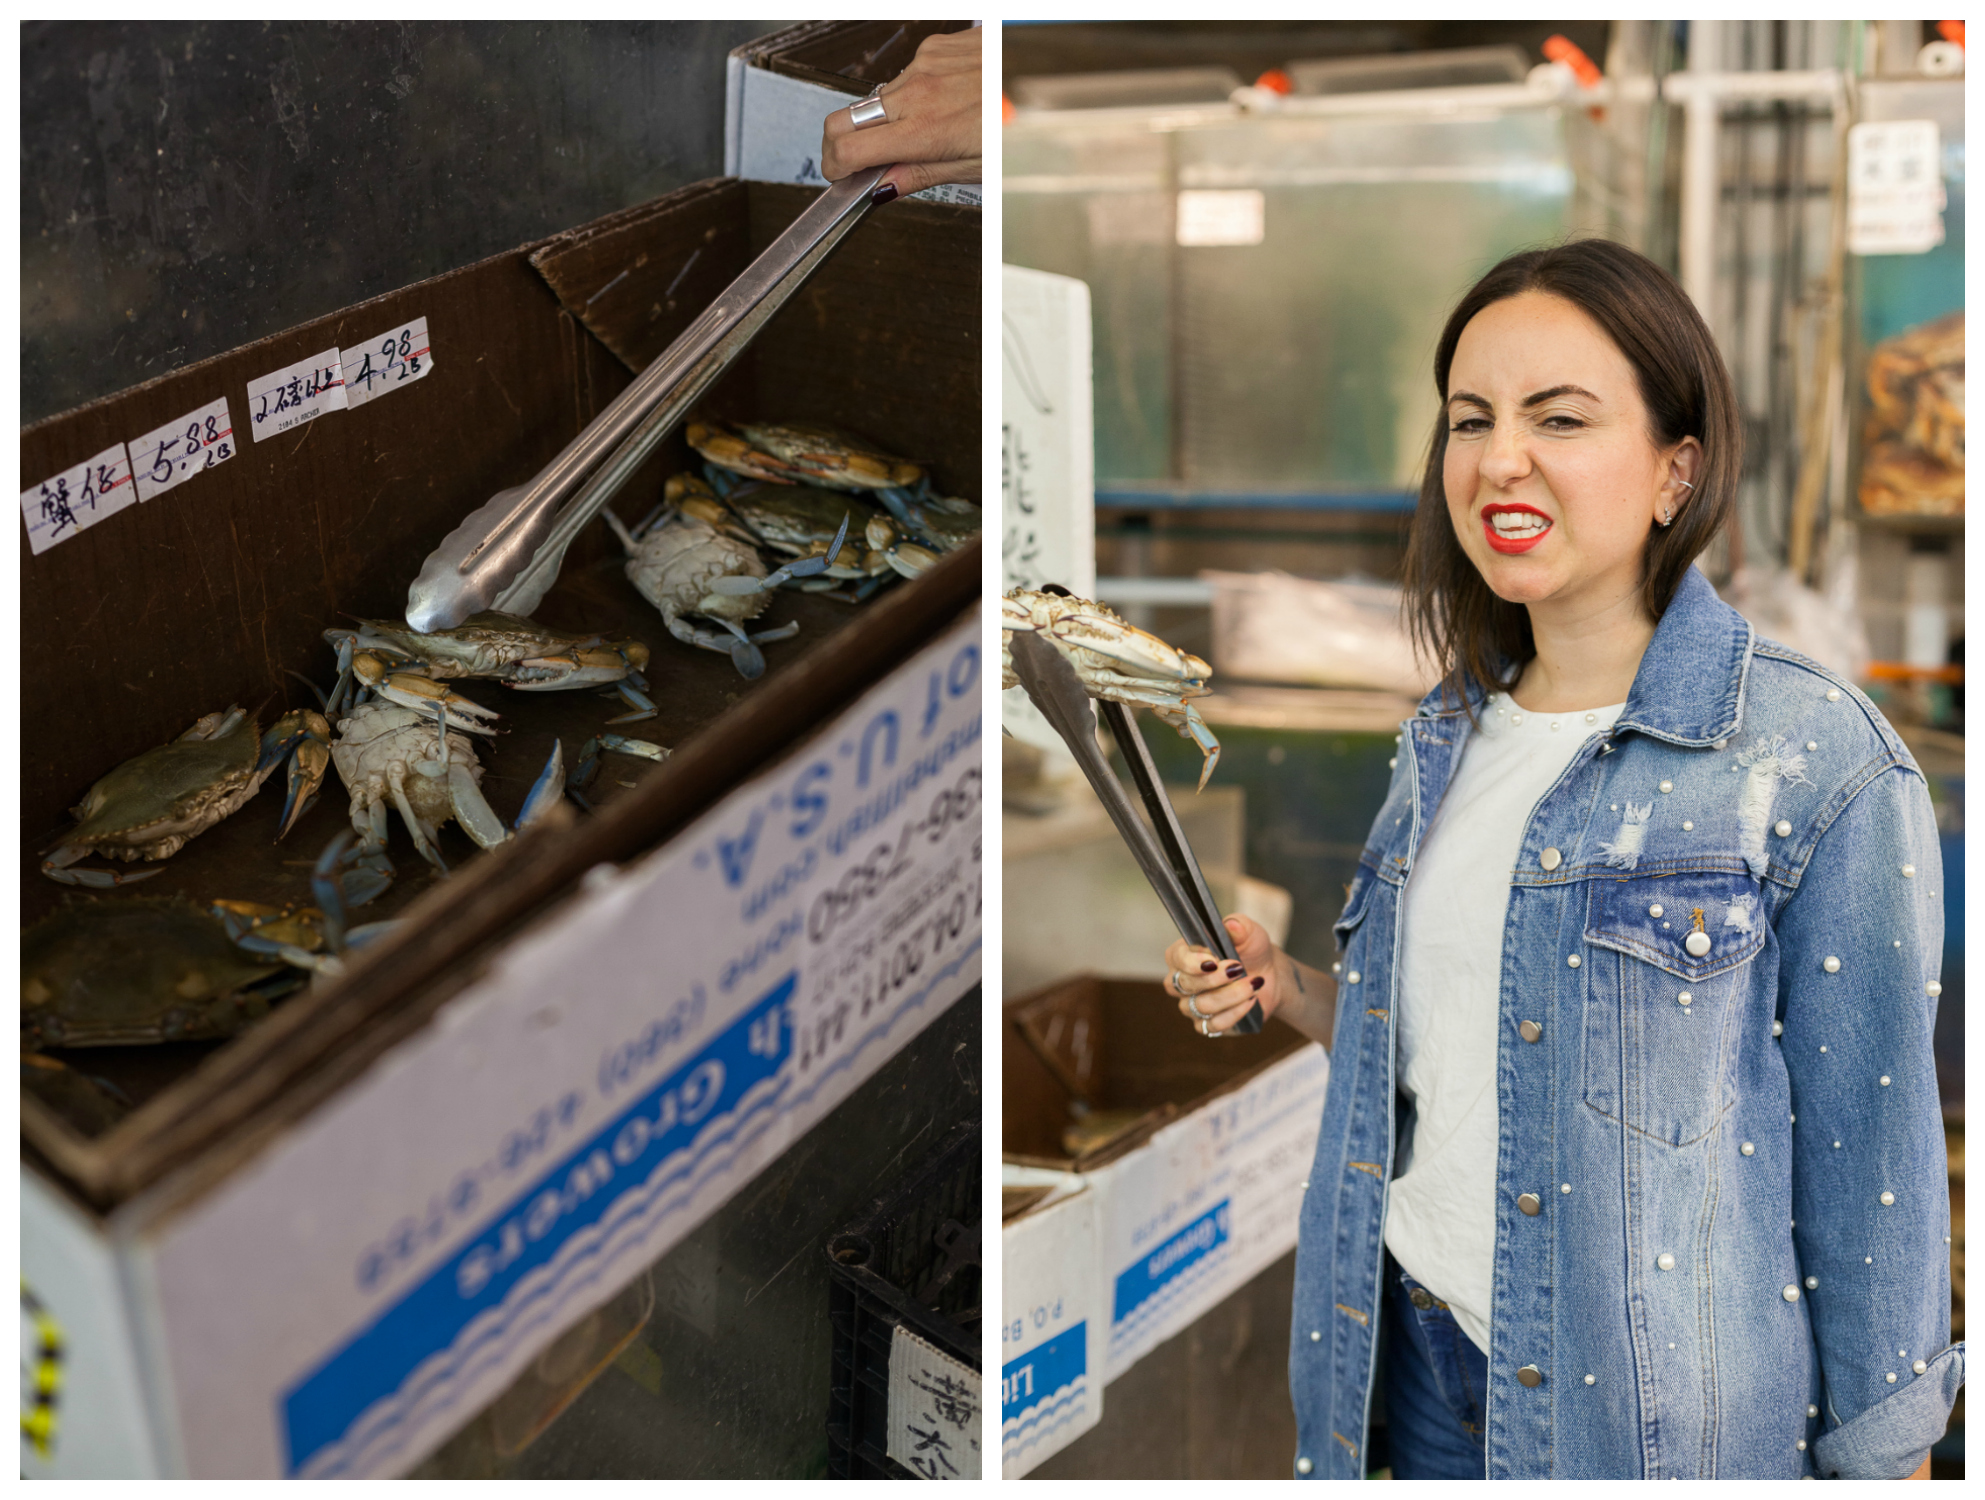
[1200,960,1219,973]
[1226,963,1244,980]
[1251,975,1266,991]
[872,181,899,204]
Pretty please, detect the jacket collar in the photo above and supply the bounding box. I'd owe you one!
[1414,565,1753,746]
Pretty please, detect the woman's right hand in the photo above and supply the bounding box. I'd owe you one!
[1162,914,1285,1036]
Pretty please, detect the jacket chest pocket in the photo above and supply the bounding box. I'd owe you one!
[1579,871,1767,1147]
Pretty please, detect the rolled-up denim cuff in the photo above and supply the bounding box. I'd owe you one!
[1814,1343,1965,1479]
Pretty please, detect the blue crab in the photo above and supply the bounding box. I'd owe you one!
[41,706,332,887]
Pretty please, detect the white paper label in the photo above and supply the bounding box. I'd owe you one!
[246,347,348,441]
[1000,265,1096,767]
[1175,188,1265,247]
[1848,120,1946,256]
[129,397,236,503]
[887,1325,982,1479]
[144,614,982,1479]
[341,318,433,409]
[21,443,137,555]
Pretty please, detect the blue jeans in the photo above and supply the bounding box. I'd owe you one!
[1383,1262,1489,1480]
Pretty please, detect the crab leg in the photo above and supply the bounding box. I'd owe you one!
[353,654,500,735]
[604,680,659,726]
[39,850,166,888]
[448,762,510,851]
[710,513,853,596]
[260,710,334,840]
[385,761,448,872]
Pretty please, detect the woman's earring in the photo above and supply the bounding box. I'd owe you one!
[1658,507,1674,527]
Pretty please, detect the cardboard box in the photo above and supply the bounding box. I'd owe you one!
[1002,976,1327,1382]
[726,21,983,207]
[20,178,981,1478]
[1001,1167,1105,1477]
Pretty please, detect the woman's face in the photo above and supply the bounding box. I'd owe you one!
[1442,290,1697,616]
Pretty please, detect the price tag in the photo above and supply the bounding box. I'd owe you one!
[246,347,348,441]
[130,397,236,504]
[886,1326,982,1479]
[341,317,433,409]
[1848,120,1946,256]
[20,443,137,555]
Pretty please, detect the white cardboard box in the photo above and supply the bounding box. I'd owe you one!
[1000,1168,1105,1476]
[1088,1043,1329,1381]
[20,613,984,1479]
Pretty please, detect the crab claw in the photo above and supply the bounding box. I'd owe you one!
[262,710,334,840]
[516,741,566,830]
[1158,703,1222,793]
[354,654,500,735]
[448,763,511,851]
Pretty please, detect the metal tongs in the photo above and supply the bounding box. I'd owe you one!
[405,165,893,633]
[1007,603,1264,1035]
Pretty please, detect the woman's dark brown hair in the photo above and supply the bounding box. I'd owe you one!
[1402,238,1742,710]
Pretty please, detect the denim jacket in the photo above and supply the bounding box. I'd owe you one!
[1289,566,1962,1480]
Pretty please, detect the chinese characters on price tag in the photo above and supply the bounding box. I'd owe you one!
[130,397,236,504]
[341,317,433,409]
[1848,120,1946,256]
[886,1326,981,1479]
[20,443,137,555]
[247,347,348,441]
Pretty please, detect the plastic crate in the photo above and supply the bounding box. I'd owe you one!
[825,1120,981,1478]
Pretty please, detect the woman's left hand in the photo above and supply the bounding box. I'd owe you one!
[820,28,982,197]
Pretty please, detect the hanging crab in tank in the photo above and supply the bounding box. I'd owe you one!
[1002,586,1222,791]
[602,490,850,679]
[40,705,332,886]
[320,614,656,725]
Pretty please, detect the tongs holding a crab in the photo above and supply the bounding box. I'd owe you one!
[1001,587,1221,791]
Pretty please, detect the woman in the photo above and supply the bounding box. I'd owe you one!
[1163,240,1958,1480]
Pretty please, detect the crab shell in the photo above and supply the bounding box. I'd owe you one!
[624,513,773,630]
[52,708,274,865]
[682,482,893,579]
[336,614,650,689]
[331,701,507,859]
[731,421,924,492]
[21,897,294,1048]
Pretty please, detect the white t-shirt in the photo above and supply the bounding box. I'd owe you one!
[1383,690,1625,1357]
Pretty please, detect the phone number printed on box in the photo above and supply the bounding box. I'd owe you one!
[21,443,137,555]
[131,397,236,503]
[342,317,433,409]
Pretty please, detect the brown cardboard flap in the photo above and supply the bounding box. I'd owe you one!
[735,21,974,97]
[1002,975,1310,1171]
[532,183,981,502]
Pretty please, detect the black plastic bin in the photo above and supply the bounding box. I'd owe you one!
[825,1120,981,1478]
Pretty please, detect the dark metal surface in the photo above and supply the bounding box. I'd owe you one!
[20,20,787,424]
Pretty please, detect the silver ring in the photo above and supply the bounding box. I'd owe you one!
[1186,993,1208,1022]
[849,94,888,130]
[1198,1017,1210,1037]
[1677,479,1695,490]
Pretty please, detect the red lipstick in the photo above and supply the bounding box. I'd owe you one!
[1481,502,1552,555]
